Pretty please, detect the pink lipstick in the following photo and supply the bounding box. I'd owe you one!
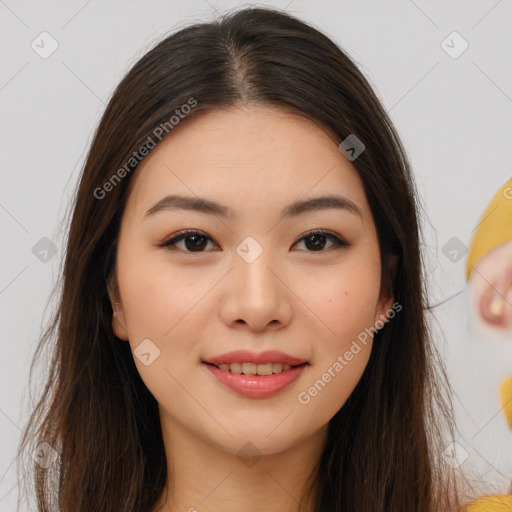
[202,350,309,398]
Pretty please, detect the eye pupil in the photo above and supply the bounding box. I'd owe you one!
[185,234,208,251]
[305,233,326,251]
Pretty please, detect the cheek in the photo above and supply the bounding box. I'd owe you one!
[294,255,381,421]
[305,256,382,351]
[118,255,219,403]
[119,244,211,340]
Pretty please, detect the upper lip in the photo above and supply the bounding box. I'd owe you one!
[202,350,309,366]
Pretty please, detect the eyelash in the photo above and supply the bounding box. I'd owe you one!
[159,229,350,253]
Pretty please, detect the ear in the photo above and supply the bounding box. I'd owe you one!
[374,254,398,327]
[107,273,129,341]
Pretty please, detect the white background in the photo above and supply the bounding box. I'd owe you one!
[1,0,511,509]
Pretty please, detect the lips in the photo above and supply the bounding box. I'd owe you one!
[203,360,308,398]
[202,349,309,367]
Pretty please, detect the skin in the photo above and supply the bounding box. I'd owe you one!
[109,105,395,512]
[468,238,512,332]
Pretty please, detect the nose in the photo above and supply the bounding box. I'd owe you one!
[219,245,294,332]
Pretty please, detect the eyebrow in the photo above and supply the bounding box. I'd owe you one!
[143,193,363,221]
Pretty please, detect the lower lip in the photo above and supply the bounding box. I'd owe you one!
[202,362,308,398]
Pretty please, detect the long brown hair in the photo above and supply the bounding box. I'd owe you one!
[17,6,466,511]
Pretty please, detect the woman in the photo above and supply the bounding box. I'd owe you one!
[17,6,478,511]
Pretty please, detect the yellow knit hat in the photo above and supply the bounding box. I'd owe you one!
[500,376,512,431]
[466,177,512,281]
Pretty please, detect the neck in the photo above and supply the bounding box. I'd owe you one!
[152,409,326,512]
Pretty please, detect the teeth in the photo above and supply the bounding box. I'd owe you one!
[272,363,283,373]
[216,362,296,375]
[242,363,258,375]
[230,363,242,374]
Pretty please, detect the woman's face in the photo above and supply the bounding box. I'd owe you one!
[111,105,394,457]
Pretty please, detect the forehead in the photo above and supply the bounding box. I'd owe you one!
[124,105,371,224]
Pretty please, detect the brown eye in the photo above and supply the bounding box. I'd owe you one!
[293,230,349,252]
[160,229,349,254]
[161,230,216,252]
